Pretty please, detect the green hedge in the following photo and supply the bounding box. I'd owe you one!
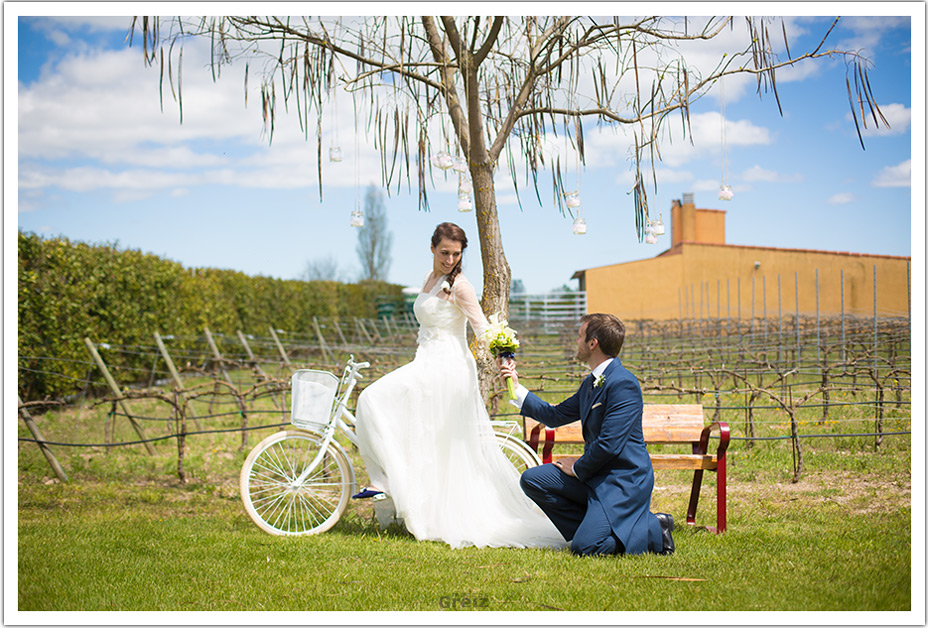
[18,231,403,400]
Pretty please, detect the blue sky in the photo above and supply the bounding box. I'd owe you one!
[9,8,923,296]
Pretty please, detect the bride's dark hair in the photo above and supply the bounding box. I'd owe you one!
[431,222,468,292]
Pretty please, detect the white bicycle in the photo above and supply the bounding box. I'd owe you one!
[240,356,541,536]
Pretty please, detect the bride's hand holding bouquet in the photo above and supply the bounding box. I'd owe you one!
[483,314,520,400]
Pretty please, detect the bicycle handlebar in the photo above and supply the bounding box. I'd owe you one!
[347,354,370,371]
[344,357,370,383]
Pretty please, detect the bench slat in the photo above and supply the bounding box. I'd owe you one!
[650,454,718,470]
[642,404,705,443]
[550,453,718,470]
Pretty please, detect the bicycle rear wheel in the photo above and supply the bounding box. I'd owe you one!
[494,432,541,474]
[240,429,352,535]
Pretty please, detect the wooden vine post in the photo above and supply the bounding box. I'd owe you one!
[83,338,156,455]
[237,330,268,379]
[153,331,204,431]
[332,319,349,347]
[203,328,235,385]
[172,390,187,483]
[17,396,69,482]
[312,316,333,364]
[268,327,292,365]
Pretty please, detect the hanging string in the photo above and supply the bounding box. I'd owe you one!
[349,87,364,227]
[332,86,339,149]
[718,75,734,201]
[567,46,585,234]
[720,75,728,186]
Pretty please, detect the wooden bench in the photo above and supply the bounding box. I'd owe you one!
[524,404,730,533]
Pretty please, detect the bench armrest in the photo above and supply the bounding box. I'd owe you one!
[696,422,730,460]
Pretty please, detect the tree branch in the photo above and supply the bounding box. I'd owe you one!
[473,17,504,65]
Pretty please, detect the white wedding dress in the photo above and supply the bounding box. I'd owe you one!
[355,272,567,550]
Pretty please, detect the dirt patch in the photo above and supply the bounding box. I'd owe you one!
[764,470,910,514]
[654,469,911,515]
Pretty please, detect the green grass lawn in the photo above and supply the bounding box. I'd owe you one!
[15,340,914,616]
[17,445,911,613]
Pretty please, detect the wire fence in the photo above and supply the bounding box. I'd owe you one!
[18,313,911,483]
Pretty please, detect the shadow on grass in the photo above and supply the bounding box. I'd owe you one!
[330,510,416,540]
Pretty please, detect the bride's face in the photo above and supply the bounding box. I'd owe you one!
[431,238,462,276]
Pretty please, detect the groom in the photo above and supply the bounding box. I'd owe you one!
[498,313,674,557]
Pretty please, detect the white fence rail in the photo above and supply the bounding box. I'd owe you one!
[509,292,587,332]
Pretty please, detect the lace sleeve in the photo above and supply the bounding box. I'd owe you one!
[451,275,489,339]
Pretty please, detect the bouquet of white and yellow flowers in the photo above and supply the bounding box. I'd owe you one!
[483,314,520,400]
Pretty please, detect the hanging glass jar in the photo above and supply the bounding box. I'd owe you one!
[457,193,473,212]
[564,190,580,209]
[452,157,468,173]
[457,175,473,196]
[350,209,364,227]
[651,214,665,236]
[329,146,343,163]
[572,216,587,235]
[431,152,454,170]
[719,184,734,201]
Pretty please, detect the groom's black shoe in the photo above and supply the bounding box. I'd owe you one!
[655,513,675,555]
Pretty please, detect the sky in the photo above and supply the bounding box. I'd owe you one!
[8,5,924,298]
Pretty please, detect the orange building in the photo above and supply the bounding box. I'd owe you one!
[573,194,911,321]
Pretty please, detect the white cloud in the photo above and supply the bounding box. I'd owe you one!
[872,160,911,188]
[692,179,723,193]
[852,103,912,137]
[827,193,856,205]
[585,111,773,171]
[740,165,803,184]
[836,16,911,58]
[16,35,386,207]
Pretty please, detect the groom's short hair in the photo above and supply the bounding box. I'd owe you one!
[581,313,625,357]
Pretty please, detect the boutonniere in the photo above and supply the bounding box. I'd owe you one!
[440,280,451,293]
[594,375,605,388]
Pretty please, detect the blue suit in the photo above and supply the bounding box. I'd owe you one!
[520,358,664,555]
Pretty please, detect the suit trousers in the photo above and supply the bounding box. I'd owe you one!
[520,464,623,556]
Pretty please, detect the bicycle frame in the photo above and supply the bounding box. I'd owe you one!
[291,356,368,486]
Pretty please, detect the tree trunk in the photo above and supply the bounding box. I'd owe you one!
[471,163,510,403]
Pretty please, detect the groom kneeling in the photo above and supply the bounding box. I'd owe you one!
[498,313,674,557]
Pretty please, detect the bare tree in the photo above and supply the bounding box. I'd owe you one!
[302,255,343,282]
[129,15,886,393]
[356,186,393,282]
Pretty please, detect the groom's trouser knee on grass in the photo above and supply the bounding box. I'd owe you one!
[520,466,585,536]
[570,500,623,556]
[521,465,622,556]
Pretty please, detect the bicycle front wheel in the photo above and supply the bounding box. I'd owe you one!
[494,432,541,474]
[240,429,352,536]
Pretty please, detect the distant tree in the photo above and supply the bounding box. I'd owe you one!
[302,255,343,282]
[510,279,525,295]
[356,186,393,282]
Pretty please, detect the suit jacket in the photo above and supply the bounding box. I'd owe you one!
[521,358,655,554]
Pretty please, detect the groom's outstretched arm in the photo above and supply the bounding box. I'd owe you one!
[497,358,582,428]
[521,390,582,429]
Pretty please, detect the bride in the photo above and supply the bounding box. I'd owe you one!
[355,222,566,550]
